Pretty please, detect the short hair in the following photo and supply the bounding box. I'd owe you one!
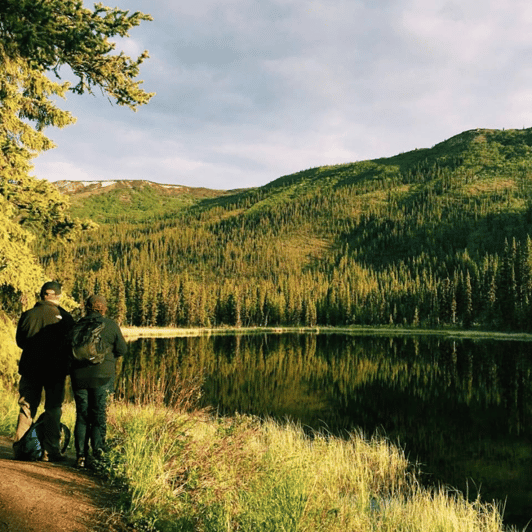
[40,281,62,299]
[85,294,107,314]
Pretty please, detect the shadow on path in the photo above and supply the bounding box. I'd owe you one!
[0,436,126,532]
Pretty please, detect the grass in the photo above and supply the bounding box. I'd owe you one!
[0,378,516,532]
[100,405,512,532]
[0,386,18,435]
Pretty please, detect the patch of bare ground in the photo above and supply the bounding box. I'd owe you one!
[0,436,128,532]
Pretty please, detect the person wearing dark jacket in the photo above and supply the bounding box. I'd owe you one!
[70,294,127,468]
[14,281,74,461]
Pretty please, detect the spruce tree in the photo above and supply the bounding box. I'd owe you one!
[0,0,153,310]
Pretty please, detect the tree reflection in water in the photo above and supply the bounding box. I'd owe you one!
[116,333,532,528]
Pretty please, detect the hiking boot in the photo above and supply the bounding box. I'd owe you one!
[41,450,67,463]
[76,456,86,468]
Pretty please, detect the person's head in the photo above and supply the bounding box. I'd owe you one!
[85,294,107,316]
[40,281,62,304]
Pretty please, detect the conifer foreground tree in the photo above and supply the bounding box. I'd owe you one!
[0,0,154,308]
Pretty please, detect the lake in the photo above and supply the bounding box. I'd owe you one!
[116,332,532,528]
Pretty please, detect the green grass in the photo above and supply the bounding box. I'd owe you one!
[0,385,18,435]
[0,382,514,532]
[103,406,510,532]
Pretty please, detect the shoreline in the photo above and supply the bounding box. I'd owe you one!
[121,324,532,342]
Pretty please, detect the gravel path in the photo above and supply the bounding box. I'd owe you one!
[0,436,127,532]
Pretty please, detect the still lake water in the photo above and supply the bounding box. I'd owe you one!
[116,332,532,528]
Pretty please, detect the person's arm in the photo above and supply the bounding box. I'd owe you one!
[111,321,128,358]
[59,307,75,327]
[15,312,30,349]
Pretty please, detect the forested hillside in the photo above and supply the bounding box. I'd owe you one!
[53,180,235,223]
[44,128,532,331]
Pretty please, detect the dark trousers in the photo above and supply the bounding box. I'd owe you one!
[15,375,66,456]
[73,387,108,458]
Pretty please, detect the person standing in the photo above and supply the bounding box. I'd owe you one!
[70,294,127,468]
[14,281,74,462]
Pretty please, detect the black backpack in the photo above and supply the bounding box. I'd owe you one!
[71,317,108,365]
[13,413,71,461]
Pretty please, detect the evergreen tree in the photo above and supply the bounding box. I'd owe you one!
[463,271,473,328]
[0,0,153,315]
[115,276,127,325]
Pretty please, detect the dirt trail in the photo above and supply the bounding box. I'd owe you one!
[0,436,127,532]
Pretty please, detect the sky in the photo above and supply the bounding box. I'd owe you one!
[34,0,532,191]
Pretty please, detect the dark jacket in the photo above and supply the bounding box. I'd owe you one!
[16,300,74,380]
[70,312,128,389]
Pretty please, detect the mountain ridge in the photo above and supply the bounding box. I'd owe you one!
[53,127,532,223]
[43,126,532,331]
[53,178,240,196]
[53,178,241,222]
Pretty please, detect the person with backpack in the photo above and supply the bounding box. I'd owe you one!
[14,281,74,462]
[70,294,127,468]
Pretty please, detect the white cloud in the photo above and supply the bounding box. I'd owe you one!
[506,89,532,127]
[109,37,145,58]
[400,0,532,70]
[30,0,532,190]
[35,161,98,182]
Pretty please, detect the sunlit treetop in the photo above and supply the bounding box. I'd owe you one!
[0,0,155,183]
[0,0,155,192]
[0,0,154,300]
[0,0,154,108]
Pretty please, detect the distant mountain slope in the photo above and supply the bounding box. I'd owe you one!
[53,179,240,222]
[54,128,532,224]
[44,127,532,331]
[261,127,532,194]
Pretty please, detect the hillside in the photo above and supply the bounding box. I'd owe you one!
[53,179,238,222]
[44,127,532,331]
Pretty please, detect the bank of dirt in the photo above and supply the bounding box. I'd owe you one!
[0,436,128,532]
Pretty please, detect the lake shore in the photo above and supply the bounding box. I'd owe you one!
[121,324,532,342]
[0,388,509,532]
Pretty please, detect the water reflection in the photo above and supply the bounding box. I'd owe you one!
[116,333,532,527]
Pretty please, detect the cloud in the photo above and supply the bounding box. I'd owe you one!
[33,0,532,190]
[34,161,95,182]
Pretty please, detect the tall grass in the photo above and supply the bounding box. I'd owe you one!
[102,372,512,532]
[0,384,19,435]
[0,313,21,388]
[103,404,511,532]
[0,382,515,532]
